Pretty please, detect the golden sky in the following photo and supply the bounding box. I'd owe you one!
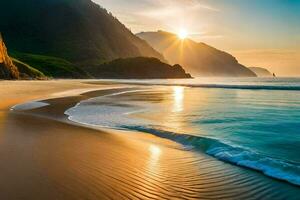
[94,0,300,76]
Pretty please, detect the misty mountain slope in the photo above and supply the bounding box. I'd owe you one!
[0,0,164,67]
[249,67,272,77]
[137,31,256,77]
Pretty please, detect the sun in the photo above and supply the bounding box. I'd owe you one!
[178,29,188,40]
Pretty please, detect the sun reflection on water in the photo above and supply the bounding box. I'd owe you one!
[148,144,161,170]
[149,144,161,159]
[139,144,162,194]
[172,86,185,112]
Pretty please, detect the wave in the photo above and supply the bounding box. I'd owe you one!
[121,125,300,186]
[131,82,300,91]
[96,79,300,91]
[184,84,300,91]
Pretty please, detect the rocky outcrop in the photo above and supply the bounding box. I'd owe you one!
[86,57,192,79]
[0,33,19,79]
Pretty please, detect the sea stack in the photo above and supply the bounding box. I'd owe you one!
[0,33,19,79]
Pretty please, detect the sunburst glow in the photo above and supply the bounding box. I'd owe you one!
[178,29,188,40]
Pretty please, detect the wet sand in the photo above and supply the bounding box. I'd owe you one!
[0,80,299,199]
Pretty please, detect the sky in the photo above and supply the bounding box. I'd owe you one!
[93,0,300,76]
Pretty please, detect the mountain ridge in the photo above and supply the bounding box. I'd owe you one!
[0,0,164,67]
[137,31,256,77]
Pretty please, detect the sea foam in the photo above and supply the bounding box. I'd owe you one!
[11,101,49,111]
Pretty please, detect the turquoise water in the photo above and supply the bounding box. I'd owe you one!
[66,78,300,186]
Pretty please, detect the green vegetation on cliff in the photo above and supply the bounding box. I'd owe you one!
[11,52,90,78]
[12,58,46,79]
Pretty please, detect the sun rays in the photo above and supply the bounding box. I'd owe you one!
[178,29,188,40]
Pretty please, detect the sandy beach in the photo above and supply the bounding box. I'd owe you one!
[0,80,299,200]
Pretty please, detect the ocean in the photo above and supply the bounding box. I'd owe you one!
[66,77,300,187]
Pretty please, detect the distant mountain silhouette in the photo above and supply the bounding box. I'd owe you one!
[249,67,272,77]
[0,33,19,79]
[0,0,164,69]
[137,31,256,77]
[86,57,192,79]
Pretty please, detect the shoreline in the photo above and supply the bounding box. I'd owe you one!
[62,85,300,187]
[0,80,299,199]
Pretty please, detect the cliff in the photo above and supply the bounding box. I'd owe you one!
[0,34,19,79]
[137,31,256,77]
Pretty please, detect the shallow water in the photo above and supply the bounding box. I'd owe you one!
[66,78,300,186]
